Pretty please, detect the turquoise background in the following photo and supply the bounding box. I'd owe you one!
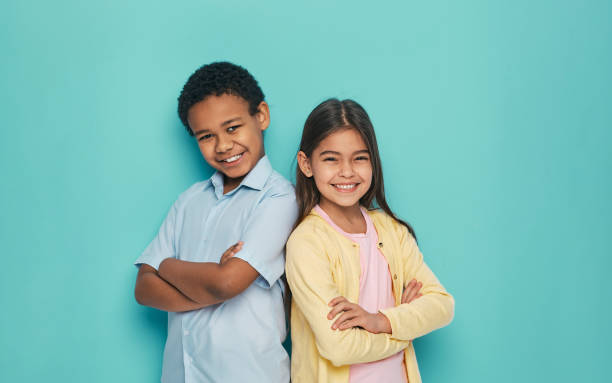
[1,0,611,382]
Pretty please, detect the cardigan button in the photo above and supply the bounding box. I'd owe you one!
[393,274,397,280]
[378,242,383,247]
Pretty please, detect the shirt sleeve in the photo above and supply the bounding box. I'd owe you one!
[379,225,455,341]
[233,191,298,289]
[134,200,178,271]
[285,230,410,367]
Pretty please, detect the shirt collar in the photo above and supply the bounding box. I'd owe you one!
[204,155,272,197]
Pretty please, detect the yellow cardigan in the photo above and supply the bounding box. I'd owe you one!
[285,209,454,383]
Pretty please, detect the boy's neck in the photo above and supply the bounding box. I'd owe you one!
[221,152,265,194]
[223,175,244,194]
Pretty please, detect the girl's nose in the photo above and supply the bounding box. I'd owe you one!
[338,160,354,177]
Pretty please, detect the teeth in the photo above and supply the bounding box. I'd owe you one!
[223,154,242,162]
[335,184,356,189]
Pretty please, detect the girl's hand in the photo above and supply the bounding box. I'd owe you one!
[219,241,243,264]
[327,296,392,334]
[402,279,423,304]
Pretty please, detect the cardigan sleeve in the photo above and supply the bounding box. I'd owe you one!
[286,231,410,367]
[379,224,455,341]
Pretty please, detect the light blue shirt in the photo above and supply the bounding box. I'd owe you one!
[135,156,297,383]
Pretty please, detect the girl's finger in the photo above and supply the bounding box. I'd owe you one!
[328,296,347,307]
[407,284,424,304]
[327,301,352,319]
[332,310,357,330]
[338,317,361,330]
[405,279,417,293]
[402,280,417,303]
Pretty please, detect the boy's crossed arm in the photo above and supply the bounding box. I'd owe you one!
[135,242,256,311]
[135,264,209,312]
[157,242,258,304]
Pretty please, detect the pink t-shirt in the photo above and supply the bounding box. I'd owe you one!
[314,205,407,383]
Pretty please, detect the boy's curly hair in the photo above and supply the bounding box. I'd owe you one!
[177,62,265,136]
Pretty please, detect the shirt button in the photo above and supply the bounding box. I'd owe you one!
[184,330,189,336]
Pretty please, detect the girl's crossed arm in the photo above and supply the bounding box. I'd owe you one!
[328,279,423,333]
[286,232,411,367]
[378,226,455,341]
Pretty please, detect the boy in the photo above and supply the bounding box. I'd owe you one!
[134,62,296,383]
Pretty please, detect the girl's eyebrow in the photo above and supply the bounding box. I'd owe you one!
[319,150,341,157]
[318,149,369,157]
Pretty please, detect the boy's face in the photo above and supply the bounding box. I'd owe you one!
[188,94,269,192]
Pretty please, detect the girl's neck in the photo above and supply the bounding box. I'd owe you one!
[318,200,366,234]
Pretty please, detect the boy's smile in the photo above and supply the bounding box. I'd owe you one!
[188,94,269,193]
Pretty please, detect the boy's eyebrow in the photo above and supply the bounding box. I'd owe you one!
[221,117,242,126]
[192,118,243,136]
[192,128,210,136]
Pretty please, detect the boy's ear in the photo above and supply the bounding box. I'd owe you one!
[255,101,270,131]
[297,151,313,177]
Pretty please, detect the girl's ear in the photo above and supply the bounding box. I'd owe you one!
[297,151,313,177]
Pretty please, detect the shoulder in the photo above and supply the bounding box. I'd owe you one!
[173,180,209,209]
[286,212,335,268]
[367,209,414,242]
[262,169,295,198]
[367,209,398,230]
[287,212,329,249]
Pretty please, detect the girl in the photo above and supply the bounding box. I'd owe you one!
[285,99,454,383]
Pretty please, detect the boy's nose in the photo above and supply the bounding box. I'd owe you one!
[216,136,233,153]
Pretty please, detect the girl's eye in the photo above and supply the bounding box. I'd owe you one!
[227,125,241,133]
[355,156,370,161]
[322,157,337,162]
[198,134,213,141]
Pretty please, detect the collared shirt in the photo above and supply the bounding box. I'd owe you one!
[286,209,454,383]
[135,156,297,383]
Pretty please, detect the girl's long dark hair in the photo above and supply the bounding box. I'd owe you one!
[294,98,416,239]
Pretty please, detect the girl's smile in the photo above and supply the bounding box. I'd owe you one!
[298,127,373,214]
[332,183,359,192]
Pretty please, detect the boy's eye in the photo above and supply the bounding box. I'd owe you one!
[198,134,213,141]
[227,125,241,133]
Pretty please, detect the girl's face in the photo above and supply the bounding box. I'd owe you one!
[298,128,373,212]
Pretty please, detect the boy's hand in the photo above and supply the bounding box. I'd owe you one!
[327,296,392,334]
[219,241,243,264]
[402,279,423,304]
